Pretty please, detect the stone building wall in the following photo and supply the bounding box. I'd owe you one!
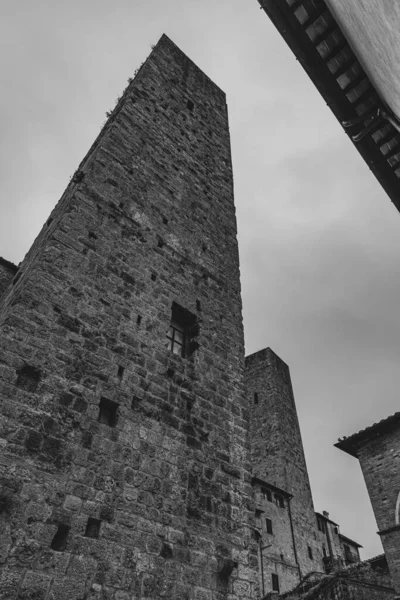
[0,35,258,600]
[0,257,17,302]
[245,348,325,591]
[253,480,300,595]
[356,427,400,596]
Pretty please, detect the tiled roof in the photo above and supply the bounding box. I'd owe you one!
[259,0,400,212]
[335,412,400,457]
[339,533,363,549]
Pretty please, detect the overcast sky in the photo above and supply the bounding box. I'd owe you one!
[2,0,400,560]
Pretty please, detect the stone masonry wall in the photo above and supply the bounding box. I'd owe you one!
[245,348,324,586]
[357,427,400,596]
[0,35,258,600]
[0,257,18,302]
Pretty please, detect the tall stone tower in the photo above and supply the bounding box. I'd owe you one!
[0,35,258,600]
[245,348,322,581]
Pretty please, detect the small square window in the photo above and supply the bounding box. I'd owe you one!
[85,517,101,539]
[166,302,199,358]
[272,573,280,593]
[266,518,273,535]
[98,397,118,427]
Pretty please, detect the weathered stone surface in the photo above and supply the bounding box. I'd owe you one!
[0,257,18,303]
[0,34,257,599]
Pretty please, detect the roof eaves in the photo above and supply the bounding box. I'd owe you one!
[258,0,400,213]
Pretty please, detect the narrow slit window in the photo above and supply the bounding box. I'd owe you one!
[272,573,280,593]
[254,392,258,404]
[308,546,313,560]
[266,518,273,535]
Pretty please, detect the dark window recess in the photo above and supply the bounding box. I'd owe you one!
[323,545,327,558]
[151,273,157,281]
[136,315,142,326]
[275,494,285,508]
[131,395,141,409]
[16,365,41,392]
[334,526,339,535]
[50,524,70,551]
[254,392,259,405]
[261,488,272,502]
[98,398,118,427]
[266,518,273,535]
[187,100,194,111]
[163,216,168,225]
[166,302,199,358]
[272,573,280,593]
[308,546,313,560]
[85,517,101,539]
[117,366,124,380]
[318,518,325,533]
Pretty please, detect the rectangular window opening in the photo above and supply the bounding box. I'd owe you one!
[266,518,273,535]
[254,392,259,404]
[308,546,313,560]
[117,365,124,380]
[98,397,118,427]
[166,302,199,358]
[85,517,101,539]
[50,524,70,552]
[272,573,280,593]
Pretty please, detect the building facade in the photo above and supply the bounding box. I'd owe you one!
[336,415,400,598]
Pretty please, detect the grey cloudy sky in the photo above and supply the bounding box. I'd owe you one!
[2,0,400,559]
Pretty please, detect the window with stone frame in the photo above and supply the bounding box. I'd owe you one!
[166,302,199,358]
[272,573,280,593]
[317,517,325,533]
[266,518,273,535]
[262,488,272,502]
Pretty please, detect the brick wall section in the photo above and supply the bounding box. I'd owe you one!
[0,257,18,302]
[245,348,325,586]
[0,35,258,600]
[356,428,400,596]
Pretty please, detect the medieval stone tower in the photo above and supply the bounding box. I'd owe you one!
[0,35,259,600]
[245,349,326,589]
